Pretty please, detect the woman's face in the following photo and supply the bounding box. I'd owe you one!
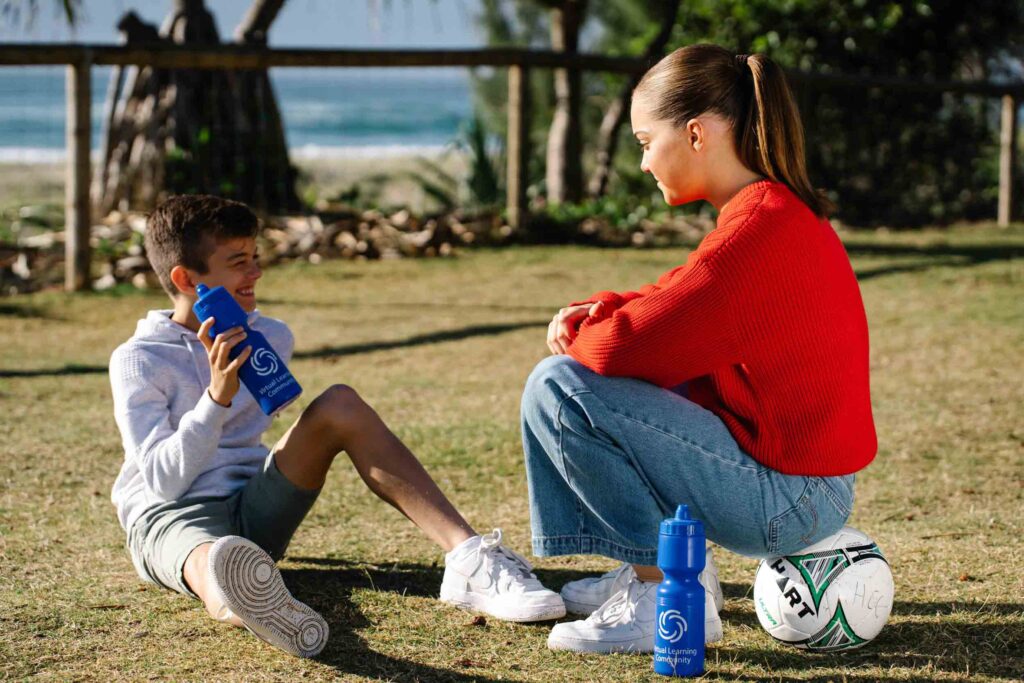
[631,97,727,206]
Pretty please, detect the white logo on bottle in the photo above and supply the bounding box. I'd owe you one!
[250,348,279,376]
[658,609,688,643]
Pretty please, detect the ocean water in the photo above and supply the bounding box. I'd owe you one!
[0,66,474,162]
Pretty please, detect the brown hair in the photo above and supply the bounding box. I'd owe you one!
[634,44,833,217]
[144,195,259,297]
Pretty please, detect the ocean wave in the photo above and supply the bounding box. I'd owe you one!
[290,144,449,160]
[0,144,450,164]
[0,147,69,163]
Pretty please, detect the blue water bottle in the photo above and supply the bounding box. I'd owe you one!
[654,504,706,677]
[193,283,302,415]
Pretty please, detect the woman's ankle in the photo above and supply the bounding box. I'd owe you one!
[631,564,663,583]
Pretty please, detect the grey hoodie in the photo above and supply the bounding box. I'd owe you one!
[109,309,294,533]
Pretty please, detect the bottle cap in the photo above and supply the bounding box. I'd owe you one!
[196,283,210,297]
[659,504,704,536]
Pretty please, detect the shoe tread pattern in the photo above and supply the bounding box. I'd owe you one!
[210,538,328,658]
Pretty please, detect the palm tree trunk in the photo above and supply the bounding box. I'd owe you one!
[588,0,680,198]
[96,0,298,213]
[545,0,586,205]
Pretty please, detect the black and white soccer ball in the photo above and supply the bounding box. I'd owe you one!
[753,526,894,651]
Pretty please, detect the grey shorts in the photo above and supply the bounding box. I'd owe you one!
[126,454,320,598]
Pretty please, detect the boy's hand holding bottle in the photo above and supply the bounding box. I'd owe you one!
[192,284,302,415]
[198,317,252,407]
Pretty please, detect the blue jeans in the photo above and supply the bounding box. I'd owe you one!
[521,356,855,563]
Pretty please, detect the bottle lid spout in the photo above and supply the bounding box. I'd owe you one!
[195,283,209,297]
[660,503,703,537]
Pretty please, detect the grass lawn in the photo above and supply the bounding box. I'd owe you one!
[1,224,1021,681]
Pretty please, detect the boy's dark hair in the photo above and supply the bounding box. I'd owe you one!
[144,195,259,297]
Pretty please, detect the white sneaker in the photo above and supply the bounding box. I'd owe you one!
[440,529,566,622]
[208,536,329,658]
[547,572,723,654]
[560,563,636,615]
[559,546,724,616]
[704,546,725,613]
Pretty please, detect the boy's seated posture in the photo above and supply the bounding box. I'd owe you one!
[110,195,564,658]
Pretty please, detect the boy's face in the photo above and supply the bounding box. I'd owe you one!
[186,236,262,312]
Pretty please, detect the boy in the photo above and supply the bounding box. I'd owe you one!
[110,195,564,658]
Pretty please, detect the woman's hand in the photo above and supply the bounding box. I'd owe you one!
[547,301,605,355]
[198,317,253,407]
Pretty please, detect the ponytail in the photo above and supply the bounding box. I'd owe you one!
[739,55,833,217]
[635,44,833,218]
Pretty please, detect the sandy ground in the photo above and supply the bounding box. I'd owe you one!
[0,153,468,220]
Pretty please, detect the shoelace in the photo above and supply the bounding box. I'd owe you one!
[597,563,633,588]
[589,575,652,626]
[477,528,539,590]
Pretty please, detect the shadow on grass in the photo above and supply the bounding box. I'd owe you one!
[0,362,106,378]
[281,560,531,682]
[848,241,1024,282]
[292,321,547,362]
[280,560,1024,679]
[283,556,598,599]
[260,297,555,313]
[0,321,548,378]
[720,583,1024,679]
[0,302,56,319]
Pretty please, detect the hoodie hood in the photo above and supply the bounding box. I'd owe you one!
[134,309,263,342]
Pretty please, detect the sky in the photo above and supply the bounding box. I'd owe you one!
[1,0,487,47]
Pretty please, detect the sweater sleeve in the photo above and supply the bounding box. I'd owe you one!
[570,263,691,311]
[566,258,742,387]
[110,345,230,501]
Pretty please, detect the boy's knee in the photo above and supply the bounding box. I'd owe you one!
[306,384,374,436]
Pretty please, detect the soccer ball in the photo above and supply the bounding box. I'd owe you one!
[753,526,894,651]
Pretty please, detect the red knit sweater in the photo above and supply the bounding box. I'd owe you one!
[567,180,876,476]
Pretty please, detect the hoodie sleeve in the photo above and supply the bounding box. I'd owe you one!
[110,344,230,501]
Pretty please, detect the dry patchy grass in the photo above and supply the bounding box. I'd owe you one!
[1,224,1022,681]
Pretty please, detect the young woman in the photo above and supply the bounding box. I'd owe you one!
[521,44,877,653]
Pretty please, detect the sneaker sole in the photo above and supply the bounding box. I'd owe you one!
[440,583,566,623]
[208,537,329,658]
[547,631,654,654]
[563,586,722,617]
[547,616,723,654]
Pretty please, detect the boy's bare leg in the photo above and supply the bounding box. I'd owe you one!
[271,384,476,552]
[182,542,243,627]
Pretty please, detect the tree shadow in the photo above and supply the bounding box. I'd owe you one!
[0,320,548,378]
[0,302,57,319]
[0,362,107,378]
[719,581,1024,679]
[847,241,1024,282]
[282,556,598,601]
[279,559,544,682]
[260,297,554,313]
[279,559,1024,679]
[293,321,546,361]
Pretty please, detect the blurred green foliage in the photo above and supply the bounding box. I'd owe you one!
[474,0,1024,227]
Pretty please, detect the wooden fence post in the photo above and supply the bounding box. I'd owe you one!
[507,64,531,232]
[998,94,1019,227]
[65,52,92,291]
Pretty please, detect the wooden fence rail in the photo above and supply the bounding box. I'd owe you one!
[0,44,1019,291]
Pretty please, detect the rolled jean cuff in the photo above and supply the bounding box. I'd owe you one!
[532,534,658,565]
